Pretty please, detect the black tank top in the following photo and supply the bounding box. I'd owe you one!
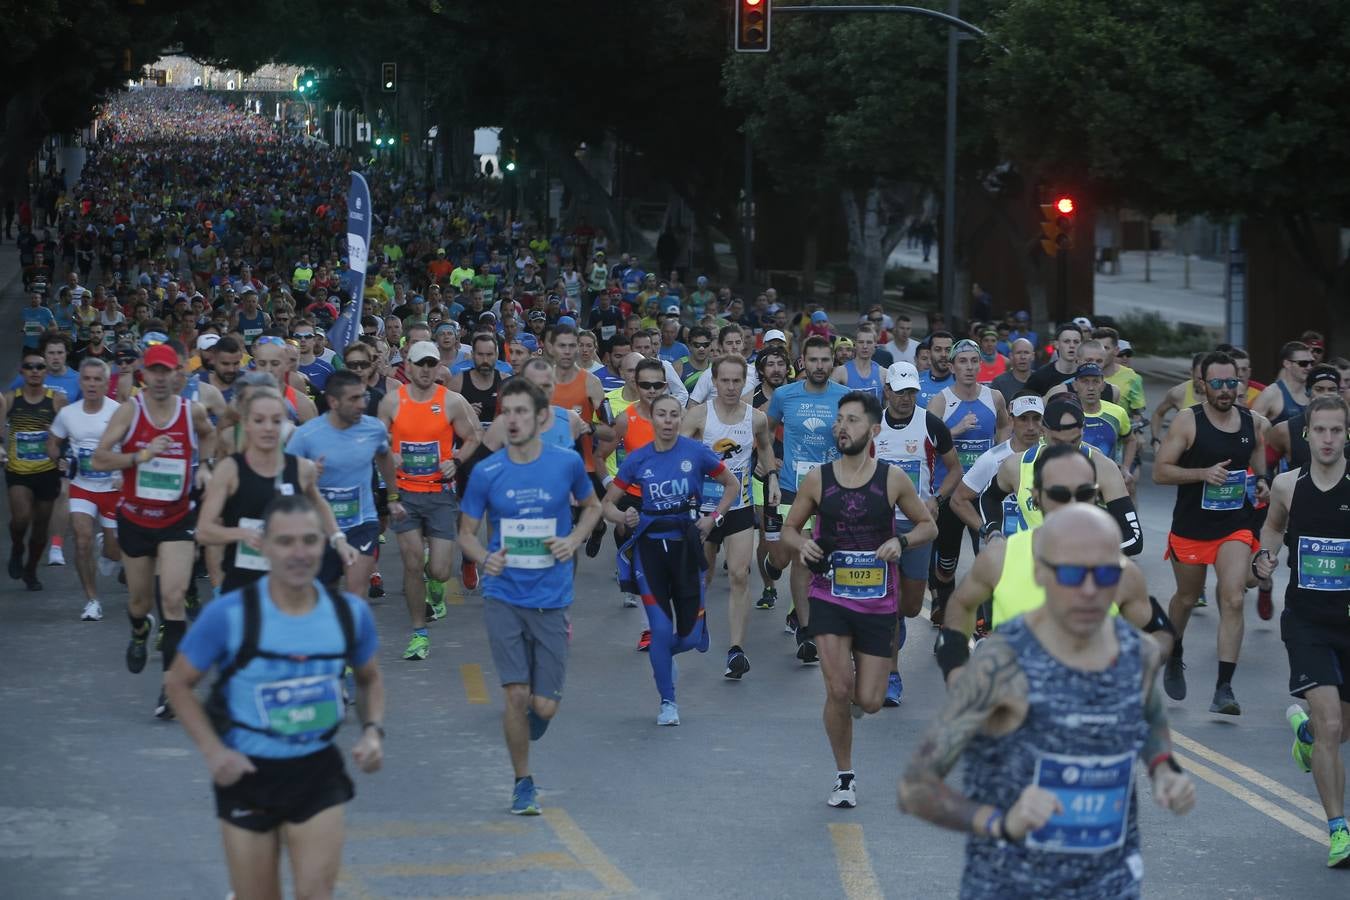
[1172,404,1256,540]
[1286,412,1350,469]
[1283,466,1350,625]
[221,452,301,590]
[460,370,502,428]
[365,380,385,417]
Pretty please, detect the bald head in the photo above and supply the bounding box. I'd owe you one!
[1011,338,1034,351]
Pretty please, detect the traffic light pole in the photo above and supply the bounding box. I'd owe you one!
[764,5,997,316]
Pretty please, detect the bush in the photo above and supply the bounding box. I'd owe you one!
[1115,311,1218,356]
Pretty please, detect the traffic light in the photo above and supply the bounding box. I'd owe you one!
[381,62,397,92]
[296,70,318,95]
[734,0,771,53]
[1040,196,1075,257]
[503,148,517,172]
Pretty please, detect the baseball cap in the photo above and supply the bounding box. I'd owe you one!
[196,333,220,351]
[143,344,180,370]
[519,334,539,352]
[557,316,577,328]
[811,311,829,324]
[436,248,446,255]
[951,338,981,357]
[696,275,708,286]
[1075,362,1104,377]
[1308,338,1326,349]
[664,303,681,316]
[885,362,921,392]
[407,341,440,364]
[1009,395,1045,418]
[834,337,854,350]
[1014,310,1030,321]
[1116,339,1134,356]
[1072,316,1093,330]
[763,329,787,344]
[528,309,547,321]
[1044,396,1085,430]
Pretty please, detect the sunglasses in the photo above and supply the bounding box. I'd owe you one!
[344,360,371,370]
[691,341,712,350]
[116,356,137,364]
[1293,360,1314,367]
[254,336,286,347]
[1207,378,1241,389]
[1037,559,1125,588]
[22,362,47,371]
[1040,483,1098,504]
[294,332,315,340]
[637,380,667,391]
[412,358,440,368]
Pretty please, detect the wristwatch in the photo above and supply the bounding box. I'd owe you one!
[712,513,726,528]
[363,721,385,739]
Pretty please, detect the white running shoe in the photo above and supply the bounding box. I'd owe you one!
[47,544,65,566]
[828,774,857,808]
[656,700,680,726]
[622,593,639,608]
[97,555,120,577]
[81,599,104,621]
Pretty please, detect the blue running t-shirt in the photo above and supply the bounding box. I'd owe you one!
[766,380,849,495]
[615,436,726,533]
[286,415,389,530]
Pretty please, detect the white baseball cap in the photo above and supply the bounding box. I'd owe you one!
[196,333,220,351]
[885,362,921,392]
[407,341,441,364]
[1009,395,1045,418]
[1072,316,1093,331]
[763,329,787,344]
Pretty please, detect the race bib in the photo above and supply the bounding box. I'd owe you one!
[501,517,554,569]
[829,550,888,601]
[77,446,110,480]
[1027,750,1134,854]
[234,517,270,571]
[254,674,341,740]
[1003,496,1029,535]
[1200,469,1247,511]
[701,470,746,512]
[15,430,47,462]
[399,440,440,476]
[794,459,818,484]
[896,457,921,491]
[1296,536,1350,591]
[243,327,262,344]
[954,438,991,471]
[321,486,361,530]
[135,455,186,501]
[600,324,616,340]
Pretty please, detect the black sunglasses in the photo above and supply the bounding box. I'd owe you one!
[1293,360,1314,367]
[412,358,440,368]
[691,341,712,350]
[1040,483,1098,504]
[1037,559,1124,587]
[637,380,667,390]
[344,360,371,370]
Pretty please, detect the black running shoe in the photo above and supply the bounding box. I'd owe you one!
[22,574,42,591]
[1163,655,1187,701]
[755,586,777,610]
[725,649,751,679]
[185,583,201,621]
[154,689,174,720]
[584,521,606,558]
[7,554,22,580]
[1209,683,1241,716]
[796,634,819,664]
[126,614,155,674]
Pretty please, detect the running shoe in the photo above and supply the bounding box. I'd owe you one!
[884,672,903,707]
[796,634,819,664]
[929,602,945,628]
[426,574,446,606]
[23,573,42,591]
[126,614,155,674]
[403,633,430,661]
[622,593,639,608]
[426,597,448,621]
[379,532,386,544]
[1209,683,1241,716]
[81,599,103,622]
[154,689,174,720]
[526,707,550,741]
[97,554,120,577]
[724,648,750,680]
[1330,827,1350,869]
[47,544,64,566]
[755,586,777,610]
[636,629,652,652]
[510,776,541,816]
[461,561,480,591]
[185,583,201,621]
[368,572,385,599]
[1163,656,1187,701]
[784,608,799,634]
[1195,593,1208,608]
[828,774,857,809]
[850,702,864,720]
[6,553,21,580]
[584,521,606,558]
[1285,704,1313,774]
[656,700,680,726]
[1256,587,1273,621]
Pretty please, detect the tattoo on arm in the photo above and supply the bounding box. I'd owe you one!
[899,638,1027,831]
[1139,640,1172,764]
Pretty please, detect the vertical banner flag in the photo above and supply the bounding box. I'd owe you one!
[328,171,372,351]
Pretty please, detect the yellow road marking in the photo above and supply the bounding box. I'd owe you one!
[1172,730,1326,823]
[366,851,580,877]
[398,893,615,900]
[448,581,465,605]
[347,820,530,840]
[828,823,884,900]
[543,808,637,895]
[461,663,490,704]
[1174,752,1328,846]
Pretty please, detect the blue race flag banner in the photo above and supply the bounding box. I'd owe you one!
[328,171,372,351]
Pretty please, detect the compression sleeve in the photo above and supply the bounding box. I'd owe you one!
[1107,495,1143,556]
[979,478,1011,528]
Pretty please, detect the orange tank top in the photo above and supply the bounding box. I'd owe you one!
[621,404,655,498]
[390,384,457,493]
[552,367,596,471]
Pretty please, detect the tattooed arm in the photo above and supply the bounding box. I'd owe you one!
[898,636,1029,836]
[1139,636,1198,814]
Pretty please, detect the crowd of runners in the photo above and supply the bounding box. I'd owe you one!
[6,89,1349,897]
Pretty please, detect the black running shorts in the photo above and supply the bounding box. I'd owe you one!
[808,596,897,659]
[213,744,354,833]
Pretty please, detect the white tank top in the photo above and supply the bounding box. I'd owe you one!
[701,402,755,512]
[873,409,935,517]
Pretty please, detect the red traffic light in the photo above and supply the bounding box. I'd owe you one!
[735,0,771,52]
[1055,197,1075,215]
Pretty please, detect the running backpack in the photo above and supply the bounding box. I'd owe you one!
[205,581,357,743]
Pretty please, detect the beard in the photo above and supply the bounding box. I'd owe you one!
[838,432,871,456]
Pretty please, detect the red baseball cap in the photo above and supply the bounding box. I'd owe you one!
[143,344,180,370]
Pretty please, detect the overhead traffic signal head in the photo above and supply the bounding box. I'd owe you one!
[381,62,397,92]
[734,0,771,53]
[504,147,517,172]
[1040,196,1076,257]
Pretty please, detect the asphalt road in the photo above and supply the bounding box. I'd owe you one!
[0,253,1343,897]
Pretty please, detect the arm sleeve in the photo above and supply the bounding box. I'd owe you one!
[979,476,1012,527]
[926,412,954,454]
[1106,495,1144,556]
